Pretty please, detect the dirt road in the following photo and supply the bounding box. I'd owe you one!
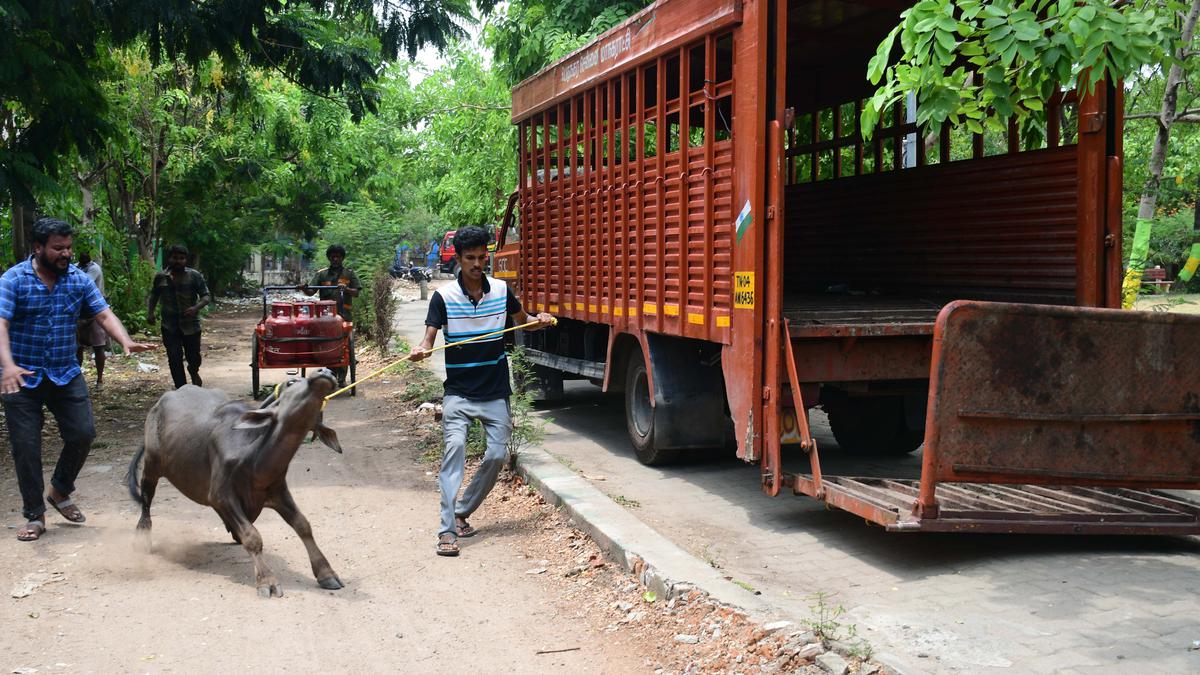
[0,308,661,673]
[3,304,861,675]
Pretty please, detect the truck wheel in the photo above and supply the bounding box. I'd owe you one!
[826,396,923,456]
[625,350,679,465]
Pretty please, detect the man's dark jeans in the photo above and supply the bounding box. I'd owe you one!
[162,329,202,388]
[2,374,96,521]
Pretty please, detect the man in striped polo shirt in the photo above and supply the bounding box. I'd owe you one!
[410,226,553,557]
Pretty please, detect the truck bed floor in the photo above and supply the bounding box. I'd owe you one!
[783,292,946,337]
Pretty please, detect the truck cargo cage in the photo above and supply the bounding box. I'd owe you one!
[778,301,1200,535]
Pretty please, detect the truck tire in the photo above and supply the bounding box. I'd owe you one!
[826,396,923,456]
[625,350,679,465]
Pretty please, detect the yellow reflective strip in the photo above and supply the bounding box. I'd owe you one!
[687,313,704,325]
[549,304,559,313]
[613,307,624,316]
[601,304,609,314]
[629,308,638,317]
[588,304,597,312]
[664,304,679,316]
[575,302,584,311]
[643,303,657,315]
[716,315,730,327]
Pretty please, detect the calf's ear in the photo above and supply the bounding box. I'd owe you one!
[234,409,277,431]
[315,423,343,454]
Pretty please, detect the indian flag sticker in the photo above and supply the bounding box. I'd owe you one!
[735,200,752,242]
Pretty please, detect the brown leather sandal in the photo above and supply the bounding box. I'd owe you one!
[47,494,85,523]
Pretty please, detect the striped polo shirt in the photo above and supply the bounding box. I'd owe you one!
[425,274,522,400]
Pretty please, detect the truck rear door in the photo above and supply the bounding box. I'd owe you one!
[789,300,1200,534]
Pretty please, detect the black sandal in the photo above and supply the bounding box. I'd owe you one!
[455,518,477,538]
[436,533,460,557]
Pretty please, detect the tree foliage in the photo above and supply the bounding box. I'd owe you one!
[483,0,647,84]
[864,0,1180,137]
[1,0,472,206]
[403,49,516,227]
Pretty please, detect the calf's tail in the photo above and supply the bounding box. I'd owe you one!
[127,443,146,505]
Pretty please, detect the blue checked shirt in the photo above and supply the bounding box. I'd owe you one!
[0,258,109,388]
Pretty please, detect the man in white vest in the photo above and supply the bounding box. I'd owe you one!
[410,226,554,557]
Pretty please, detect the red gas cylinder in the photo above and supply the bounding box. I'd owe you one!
[291,301,315,365]
[312,301,340,337]
[262,302,296,366]
[311,300,343,365]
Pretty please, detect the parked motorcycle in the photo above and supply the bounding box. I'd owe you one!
[389,260,432,283]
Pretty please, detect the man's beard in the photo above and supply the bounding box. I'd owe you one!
[37,251,70,277]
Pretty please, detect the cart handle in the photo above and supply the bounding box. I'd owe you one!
[321,317,557,407]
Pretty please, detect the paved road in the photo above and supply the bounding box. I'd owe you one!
[396,285,1200,674]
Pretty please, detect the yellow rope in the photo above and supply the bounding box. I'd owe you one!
[320,317,555,407]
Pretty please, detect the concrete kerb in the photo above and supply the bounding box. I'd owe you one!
[512,447,912,675]
[513,445,778,618]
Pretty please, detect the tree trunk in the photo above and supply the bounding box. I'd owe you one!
[10,201,35,260]
[1135,0,1200,222]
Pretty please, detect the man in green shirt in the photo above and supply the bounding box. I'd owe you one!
[147,245,211,389]
[303,244,361,386]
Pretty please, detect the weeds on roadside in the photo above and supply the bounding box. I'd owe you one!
[732,579,758,593]
[506,346,551,465]
[608,493,641,508]
[370,271,397,351]
[803,590,871,658]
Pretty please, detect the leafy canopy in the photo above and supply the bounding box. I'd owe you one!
[863,0,1180,137]
[1,0,473,205]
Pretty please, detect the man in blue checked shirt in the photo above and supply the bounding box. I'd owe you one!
[1,218,155,541]
[410,226,554,557]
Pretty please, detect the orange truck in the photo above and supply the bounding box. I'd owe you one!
[492,0,1200,534]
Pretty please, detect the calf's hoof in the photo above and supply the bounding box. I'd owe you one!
[257,582,284,598]
[134,526,152,552]
[318,575,344,590]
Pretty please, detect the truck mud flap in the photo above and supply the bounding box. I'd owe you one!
[789,300,1200,534]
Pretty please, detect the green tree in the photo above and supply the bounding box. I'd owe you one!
[403,48,517,227]
[1,0,472,252]
[863,0,1181,137]
[482,0,647,84]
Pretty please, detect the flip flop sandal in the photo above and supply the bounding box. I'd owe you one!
[455,520,477,538]
[47,495,86,523]
[17,520,45,542]
[436,534,460,557]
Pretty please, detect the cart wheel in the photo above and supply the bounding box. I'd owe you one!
[349,336,357,397]
[251,335,261,398]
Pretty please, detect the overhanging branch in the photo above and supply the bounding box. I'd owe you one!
[1125,107,1200,121]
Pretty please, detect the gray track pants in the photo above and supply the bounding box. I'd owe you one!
[438,394,511,537]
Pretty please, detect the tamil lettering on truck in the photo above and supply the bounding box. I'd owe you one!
[492,0,1200,534]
